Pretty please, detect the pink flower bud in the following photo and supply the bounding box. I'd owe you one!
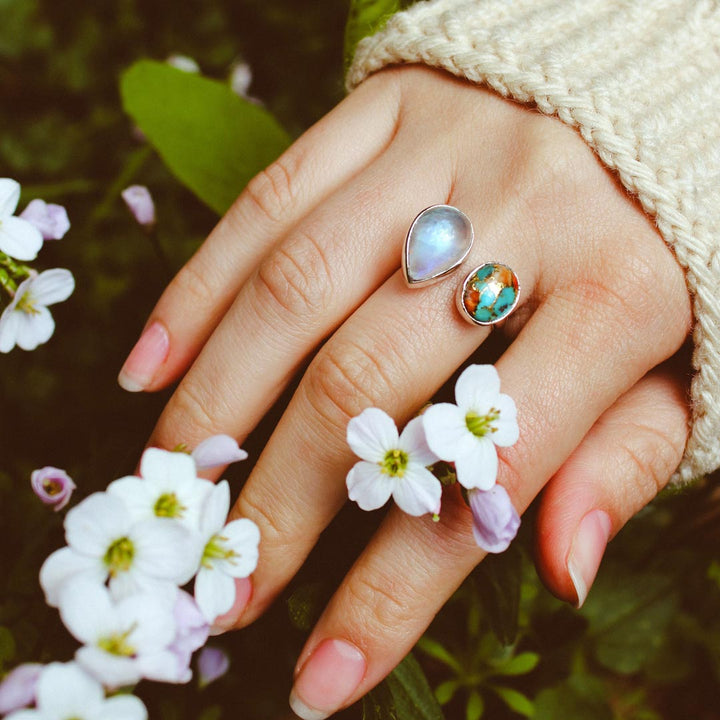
[469,485,520,554]
[20,199,70,241]
[31,467,76,511]
[192,434,248,470]
[197,647,230,688]
[0,663,42,713]
[229,62,252,97]
[121,185,156,228]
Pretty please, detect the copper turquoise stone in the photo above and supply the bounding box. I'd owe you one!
[459,263,520,325]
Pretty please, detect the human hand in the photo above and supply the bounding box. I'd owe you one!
[118,66,692,717]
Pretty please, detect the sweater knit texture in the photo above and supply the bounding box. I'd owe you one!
[348,0,720,483]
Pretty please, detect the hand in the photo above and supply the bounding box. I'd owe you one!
[118,66,692,717]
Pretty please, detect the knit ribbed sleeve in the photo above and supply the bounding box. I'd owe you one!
[347,0,720,483]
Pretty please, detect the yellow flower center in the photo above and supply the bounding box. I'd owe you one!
[380,449,409,477]
[465,409,500,438]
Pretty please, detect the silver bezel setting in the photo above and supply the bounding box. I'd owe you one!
[456,262,521,327]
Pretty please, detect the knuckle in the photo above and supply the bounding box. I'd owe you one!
[166,379,220,445]
[304,342,400,435]
[242,154,299,225]
[233,483,291,548]
[344,571,417,636]
[170,259,218,313]
[254,229,334,320]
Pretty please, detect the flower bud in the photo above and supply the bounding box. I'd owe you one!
[469,485,520,553]
[121,185,156,228]
[20,199,70,241]
[0,663,42,713]
[31,467,76,511]
[197,646,230,688]
[191,434,248,470]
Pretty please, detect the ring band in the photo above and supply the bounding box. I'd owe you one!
[402,205,474,287]
[457,263,520,326]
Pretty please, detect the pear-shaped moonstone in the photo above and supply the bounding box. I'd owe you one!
[403,205,473,286]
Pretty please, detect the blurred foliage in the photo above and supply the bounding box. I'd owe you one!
[1,0,719,718]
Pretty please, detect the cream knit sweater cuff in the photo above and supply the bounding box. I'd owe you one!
[347,0,720,483]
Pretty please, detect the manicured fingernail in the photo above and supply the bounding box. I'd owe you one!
[568,509,612,608]
[209,577,253,635]
[289,639,366,720]
[118,321,169,392]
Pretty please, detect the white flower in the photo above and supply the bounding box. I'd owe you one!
[0,179,43,260]
[0,269,74,353]
[121,185,155,228]
[4,662,147,720]
[346,409,441,517]
[58,580,181,687]
[166,54,200,73]
[107,447,213,531]
[40,491,200,606]
[422,365,518,490]
[194,481,260,623]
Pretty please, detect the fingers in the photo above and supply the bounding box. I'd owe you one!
[146,139,454,453]
[118,72,402,392]
[534,366,690,608]
[281,269,690,719]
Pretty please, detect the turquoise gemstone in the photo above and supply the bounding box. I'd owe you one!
[459,263,520,325]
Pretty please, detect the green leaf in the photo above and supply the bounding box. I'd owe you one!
[121,60,291,215]
[471,545,522,646]
[466,691,484,720]
[363,681,397,720]
[344,0,406,71]
[435,680,461,706]
[580,564,677,674]
[492,687,534,718]
[0,627,15,664]
[385,652,444,720]
[417,636,464,674]
[494,652,539,677]
[534,676,611,720]
[287,582,326,632]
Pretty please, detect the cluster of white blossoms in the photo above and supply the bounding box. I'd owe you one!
[0,178,74,353]
[1,437,259,719]
[346,365,522,553]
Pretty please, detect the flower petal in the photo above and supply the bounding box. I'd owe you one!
[195,567,236,623]
[14,307,54,351]
[0,664,42,714]
[29,269,75,306]
[131,518,201,585]
[117,592,177,651]
[65,492,131,556]
[421,403,468,460]
[454,436,498,490]
[0,178,20,216]
[58,579,115,645]
[391,466,442,516]
[106,475,155,521]
[0,216,43,261]
[454,364,500,413]
[216,518,260,577]
[136,649,192,684]
[20,200,70,241]
[398,416,438,467]
[199,480,231,537]
[90,695,148,720]
[39,547,103,608]
[346,461,393,511]
[347,408,399,462]
[192,434,248,470]
[197,647,230,687]
[75,646,141,689]
[492,393,519,447]
[140,447,196,486]
[36,662,104,718]
[0,305,21,353]
[469,485,520,553]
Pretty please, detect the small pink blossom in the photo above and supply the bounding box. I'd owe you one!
[192,434,248,470]
[169,590,210,678]
[20,199,70,241]
[0,663,42,713]
[469,485,520,554]
[31,466,76,511]
[121,185,156,228]
[197,647,230,688]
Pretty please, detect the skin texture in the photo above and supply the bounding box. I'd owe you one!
[120,67,693,713]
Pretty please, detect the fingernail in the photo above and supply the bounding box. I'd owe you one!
[289,639,366,720]
[568,509,612,608]
[118,321,169,392]
[209,577,253,635]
